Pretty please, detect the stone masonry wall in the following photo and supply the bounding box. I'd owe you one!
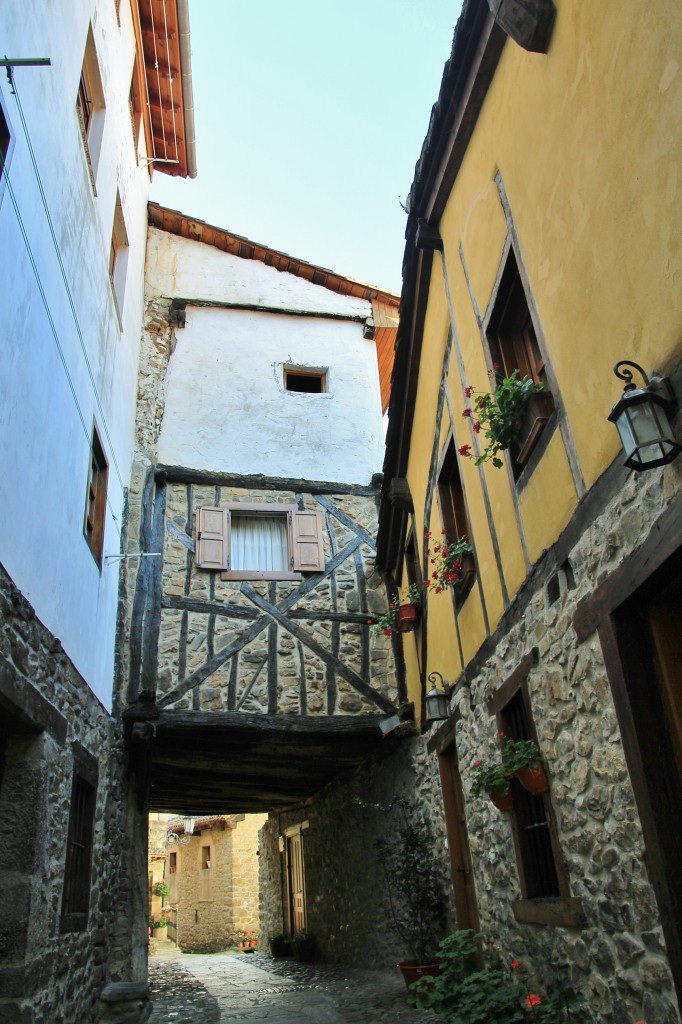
[259,736,455,967]
[444,466,681,1024]
[0,562,127,1024]
[122,476,399,718]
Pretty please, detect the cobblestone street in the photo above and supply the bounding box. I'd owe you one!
[148,946,439,1023]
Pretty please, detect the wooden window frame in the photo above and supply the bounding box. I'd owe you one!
[60,744,98,933]
[76,26,106,187]
[194,503,325,580]
[109,192,129,324]
[284,367,327,394]
[485,251,555,477]
[436,435,476,600]
[489,654,584,928]
[0,87,15,211]
[83,423,108,569]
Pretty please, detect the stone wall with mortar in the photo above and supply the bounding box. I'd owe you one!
[443,468,681,1024]
[0,562,128,1024]
[123,475,400,718]
[259,735,455,967]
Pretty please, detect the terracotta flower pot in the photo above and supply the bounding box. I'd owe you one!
[515,763,549,794]
[397,959,442,990]
[489,790,513,811]
[396,603,420,633]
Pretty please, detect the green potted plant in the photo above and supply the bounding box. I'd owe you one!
[268,930,292,958]
[291,929,318,962]
[373,583,422,636]
[361,796,445,987]
[149,913,170,941]
[501,737,548,795]
[460,370,546,468]
[470,753,513,811]
[424,533,474,594]
[152,881,170,900]
[411,929,587,1023]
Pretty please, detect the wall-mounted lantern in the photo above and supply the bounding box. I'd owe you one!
[608,361,681,471]
[183,815,196,836]
[425,670,452,725]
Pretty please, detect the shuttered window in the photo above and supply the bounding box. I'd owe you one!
[195,504,325,578]
[84,424,108,568]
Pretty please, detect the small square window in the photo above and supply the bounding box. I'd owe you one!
[84,424,108,568]
[284,369,326,393]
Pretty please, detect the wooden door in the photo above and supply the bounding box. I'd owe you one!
[606,557,682,1010]
[287,832,307,934]
[437,734,479,933]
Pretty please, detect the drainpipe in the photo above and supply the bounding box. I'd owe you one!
[177,0,197,178]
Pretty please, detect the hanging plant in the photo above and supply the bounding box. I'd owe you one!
[372,583,422,636]
[424,532,474,594]
[460,369,545,468]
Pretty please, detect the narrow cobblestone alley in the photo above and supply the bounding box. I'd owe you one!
[148,946,439,1024]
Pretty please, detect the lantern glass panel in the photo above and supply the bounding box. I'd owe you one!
[614,409,637,457]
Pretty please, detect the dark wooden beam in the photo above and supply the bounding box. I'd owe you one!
[141,709,388,735]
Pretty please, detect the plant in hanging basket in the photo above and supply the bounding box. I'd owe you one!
[372,582,422,637]
[501,737,549,794]
[469,753,512,802]
[424,533,474,594]
[460,370,545,468]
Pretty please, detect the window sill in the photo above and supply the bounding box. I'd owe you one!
[221,570,302,582]
[512,897,585,928]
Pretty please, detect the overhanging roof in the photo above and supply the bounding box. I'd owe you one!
[134,0,196,178]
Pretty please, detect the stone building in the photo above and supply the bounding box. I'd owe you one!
[148,814,265,952]
[118,205,407,976]
[371,1,681,1022]
[0,2,195,1021]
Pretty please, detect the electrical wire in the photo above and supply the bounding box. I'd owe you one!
[10,74,126,494]
[1,116,123,547]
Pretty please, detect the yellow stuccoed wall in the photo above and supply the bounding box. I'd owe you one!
[403,0,682,699]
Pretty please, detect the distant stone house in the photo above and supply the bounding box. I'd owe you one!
[148,813,265,952]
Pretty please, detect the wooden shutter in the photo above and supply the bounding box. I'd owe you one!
[291,511,324,572]
[195,507,228,570]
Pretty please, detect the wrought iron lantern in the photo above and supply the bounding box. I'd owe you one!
[425,670,451,724]
[608,361,681,471]
[166,815,197,846]
[183,815,196,836]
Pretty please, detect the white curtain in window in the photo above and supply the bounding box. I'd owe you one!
[231,515,288,571]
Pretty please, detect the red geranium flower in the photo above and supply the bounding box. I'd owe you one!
[383,628,392,637]
[424,579,430,588]
[526,995,541,1008]
[473,420,481,433]
[458,444,472,457]
[464,385,474,397]
[462,407,472,418]
[472,759,482,768]
[511,960,520,969]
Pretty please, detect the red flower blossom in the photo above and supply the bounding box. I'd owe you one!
[424,579,430,588]
[462,407,472,418]
[424,530,432,539]
[526,995,541,1008]
[434,543,441,553]
[473,420,481,433]
[383,628,392,637]
[511,960,520,969]
[493,362,500,370]
[389,603,394,609]
[472,759,482,768]
[464,385,474,398]
[458,444,472,457]
[435,586,443,593]
[441,529,447,535]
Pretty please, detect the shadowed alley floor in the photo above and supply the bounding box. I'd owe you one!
[148,944,440,1023]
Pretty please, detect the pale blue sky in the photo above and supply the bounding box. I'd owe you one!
[150,2,461,294]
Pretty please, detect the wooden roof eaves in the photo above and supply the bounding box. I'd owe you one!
[147,202,400,308]
[376,0,505,571]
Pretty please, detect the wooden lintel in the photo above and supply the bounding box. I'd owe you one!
[139,709,387,736]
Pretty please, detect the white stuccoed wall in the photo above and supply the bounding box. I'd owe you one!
[148,231,386,484]
[0,1,152,708]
